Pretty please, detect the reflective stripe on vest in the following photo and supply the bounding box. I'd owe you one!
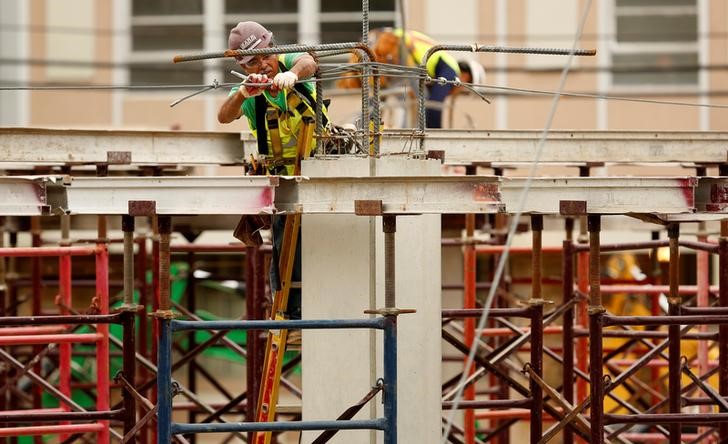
[260,91,321,175]
[391,28,460,77]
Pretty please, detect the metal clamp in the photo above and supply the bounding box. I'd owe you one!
[363,307,417,316]
[152,309,177,320]
[118,303,144,313]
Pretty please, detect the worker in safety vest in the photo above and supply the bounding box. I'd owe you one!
[220,21,330,321]
[337,28,460,128]
[456,59,487,95]
[218,21,329,176]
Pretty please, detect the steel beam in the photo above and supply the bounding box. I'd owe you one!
[274,176,503,214]
[4,128,728,167]
[0,128,244,165]
[0,175,706,216]
[0,177,48,215]
[48,176,278,215]
[376,129,728,164]
[501,177,696,214]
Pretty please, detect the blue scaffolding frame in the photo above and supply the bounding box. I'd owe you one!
[156,317,398,443]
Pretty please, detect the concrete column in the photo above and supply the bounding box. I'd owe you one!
[302,157,442,444]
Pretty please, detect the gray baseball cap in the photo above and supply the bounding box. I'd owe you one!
[228,21,273,64]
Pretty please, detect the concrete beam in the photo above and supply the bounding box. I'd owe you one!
[502,177,697,215]
[377,129,728,164]
[0,128,244,165]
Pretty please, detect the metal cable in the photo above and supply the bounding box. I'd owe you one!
[4,65,728,112]
[440,1,595,441]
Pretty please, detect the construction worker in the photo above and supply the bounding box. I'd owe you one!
[337,27,460,128]
[220,21,329,320]
[218,21,326,174]
[456,59,487,95]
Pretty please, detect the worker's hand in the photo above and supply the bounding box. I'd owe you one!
[239,73,269,98]
[273,71,298,91]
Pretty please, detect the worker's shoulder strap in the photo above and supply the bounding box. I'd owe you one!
[254,94,269,155]
[278,61,329,126]
[254,60,330,156]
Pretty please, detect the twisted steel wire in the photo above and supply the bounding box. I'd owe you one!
[417,44,597,144]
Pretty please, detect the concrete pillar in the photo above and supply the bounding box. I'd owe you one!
[301,157,442,444]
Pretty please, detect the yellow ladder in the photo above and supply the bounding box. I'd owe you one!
[253,116,314,444]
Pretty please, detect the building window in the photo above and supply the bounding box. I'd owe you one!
[319,0,396,44]
[611,0,698,86]
[129,0,395,85]
[130,0,204,85]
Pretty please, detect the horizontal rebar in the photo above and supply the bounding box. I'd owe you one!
[173,42,372,63]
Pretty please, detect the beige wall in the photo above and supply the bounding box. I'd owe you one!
[16,1,728,133]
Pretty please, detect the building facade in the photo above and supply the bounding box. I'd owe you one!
[1,0,726,132]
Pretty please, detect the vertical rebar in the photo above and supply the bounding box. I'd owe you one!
[122,308,136,438]
[650,230,662,405]
[562,236,575,444]
[463,209,476,444]
[158,216,172,312]
[123,216,135,307]
[315,65,324,154]
[588,214,604,444]
[667,223,681,444]
[383,216,396,309]
[96,218,111,444]
[531,215,543,302]
[530,215,544,444]
[121,215,136,438]
[576,217,589,406]
[719,221,728,440]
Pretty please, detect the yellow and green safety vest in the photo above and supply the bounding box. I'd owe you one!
[238,54,329,175]
[390,28,460,77]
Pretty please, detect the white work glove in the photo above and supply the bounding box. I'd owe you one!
[273,71,298,91]
[239,73,269,98]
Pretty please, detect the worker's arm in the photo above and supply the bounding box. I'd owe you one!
[217,88,245,124]
[289,53,317,80]
[218,74,268,124]
[272,53,318,91]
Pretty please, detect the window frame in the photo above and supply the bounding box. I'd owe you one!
[128,2,396,87]
[607,0,702,92]
[129,12,206,87]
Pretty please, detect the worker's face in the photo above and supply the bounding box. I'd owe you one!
[239,53,278,77]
